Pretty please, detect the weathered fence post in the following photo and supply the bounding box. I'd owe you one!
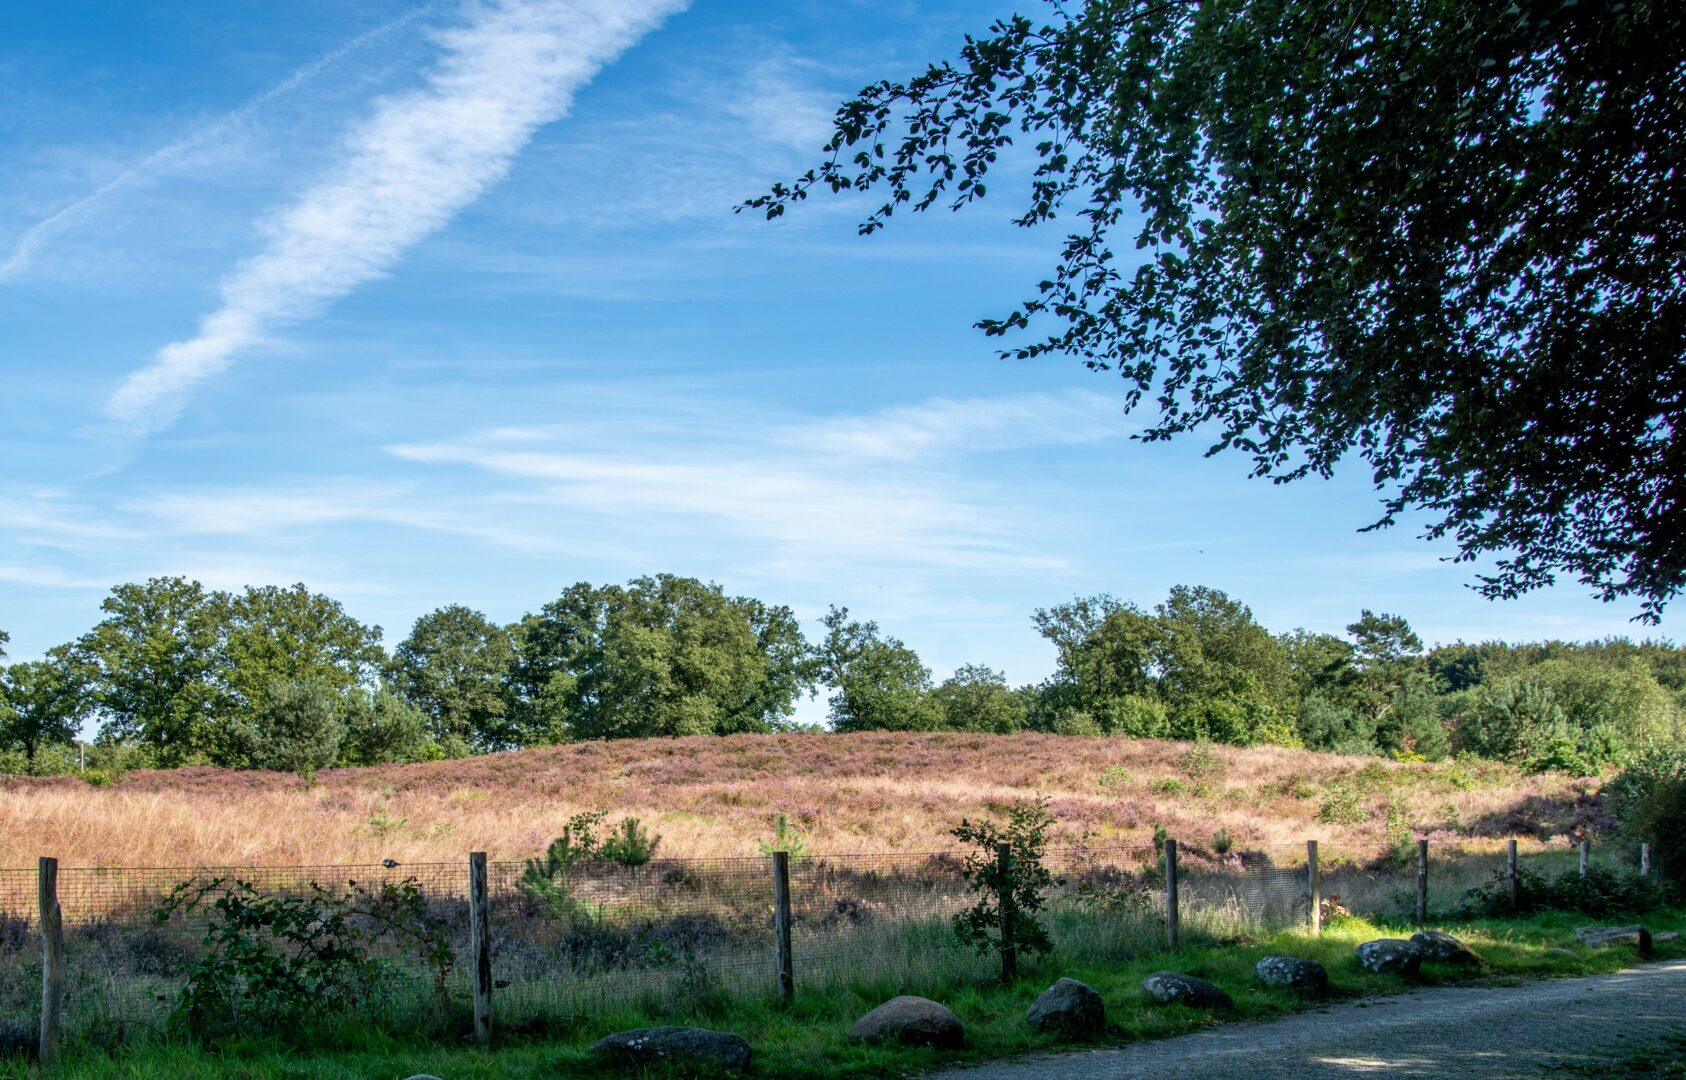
[1507,839,1519,911]
[1580,839,1591,877]
[1640,843,1652,879]
[1415,839,1429,924]
[468,851,492,1047]
[772,851,795,1003]
[38,856,63,1068]
[1307,840,1321,937]
[1164,838,1180,952]
[996,842,1017,983]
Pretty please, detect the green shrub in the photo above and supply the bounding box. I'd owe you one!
[950,797,1061,970]
[519,810,609,918]
[1462,863,1665,918]
[1097,765,1134,790]
[599,816,661,867]
[153,875,453,1040]
[1604,747,1686,899]
[1317,780,1368,825]
[1210,827,1233,855]
[1147,776,1187,797]
[756,812,808,859]
[1177,742,1225,783]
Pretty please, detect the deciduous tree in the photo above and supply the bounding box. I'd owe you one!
[750,0,1686,620]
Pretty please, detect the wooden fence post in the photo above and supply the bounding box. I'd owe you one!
[996,842,1017,983]
[1164,838,1180,952]
[468,852,492,1047]
[38,856,63,1068]
[1307,840,1321,937]
[1507,839,1519,911]
[1580,839,1591,877]
[1415,839,1428,924]
[772,851,794,1003]
[1640,843,1652,879]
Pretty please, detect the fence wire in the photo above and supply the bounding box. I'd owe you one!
[0,837,1654,1052]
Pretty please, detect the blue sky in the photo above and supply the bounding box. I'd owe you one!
[0,0,1669,724]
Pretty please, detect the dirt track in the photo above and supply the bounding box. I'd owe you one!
[932,959,1686,1079]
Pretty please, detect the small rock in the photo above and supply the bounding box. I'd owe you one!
[403,1076,443,1080]
[850,996,964,1048]
[1255,956,1328,991]
[1575,925,1654,955]
[1026,977,1106,1036]
[1356,938,1422,975]
[1142,971,1233,1009]
[590,1026,752,1073]
[1411,930,1482,965]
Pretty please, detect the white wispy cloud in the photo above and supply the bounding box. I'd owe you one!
[0,5,437,282]
[104,0,686,435]
[785,390,1128,462]
[385,390,1126,574]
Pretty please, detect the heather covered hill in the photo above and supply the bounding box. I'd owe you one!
[0,731,1586,868]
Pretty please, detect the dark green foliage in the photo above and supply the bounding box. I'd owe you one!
[507,576,813,741]
[1463,864,1666,919]
[78,577,229,766]
[814,606,943,732]
[0,644,92,763]
[933,664,1028,732]
[1605,748,1686,899]
[599,817,661,867]
[749,0,1686,621]
[153,876,454,1040]
[1030,586,1295,745]
[950,797,1062,964]
[339,689,433,766]
[519,810,610,918]
[246,678,346,778]
[387,605,514,751]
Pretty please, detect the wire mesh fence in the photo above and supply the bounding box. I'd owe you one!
[0,835,1659,1056]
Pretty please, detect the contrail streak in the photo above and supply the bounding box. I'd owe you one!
[0,4,436,282]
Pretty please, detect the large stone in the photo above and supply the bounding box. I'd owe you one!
[589,1026,752,1073]
[1575,925,1654,955]
[1356,938,1422,975]
[850,996,964,1048]
[1026,977,1106,1036]
[1254,955,1328,991]
[1411,930,1483,966]
[1141,971,1233,1009]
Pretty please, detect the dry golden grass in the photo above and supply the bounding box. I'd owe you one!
[0,732,1586,868]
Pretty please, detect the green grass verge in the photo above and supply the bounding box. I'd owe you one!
[8,910,1684,1080]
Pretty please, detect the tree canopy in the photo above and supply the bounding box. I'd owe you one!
[748,0,1686,621]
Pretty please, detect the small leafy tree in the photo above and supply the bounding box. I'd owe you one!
[950,797,1062,964]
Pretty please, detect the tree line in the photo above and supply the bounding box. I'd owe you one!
[1,576,1682,777]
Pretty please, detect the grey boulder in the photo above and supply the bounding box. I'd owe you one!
[1356,938,1422,975]
[1254,955,1328,991]
[589,1026,752,1073]
[1411,929,1482,965]
[1026,977,1106,1036]
[850,995,964,1048]
[1142,970,1233,1009]
[1575,924,1654,955]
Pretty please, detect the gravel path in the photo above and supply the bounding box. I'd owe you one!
[930,960,1686,1079]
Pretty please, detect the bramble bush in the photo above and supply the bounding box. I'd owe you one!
[1462,863,1665,919]
[153,875,453,1039]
